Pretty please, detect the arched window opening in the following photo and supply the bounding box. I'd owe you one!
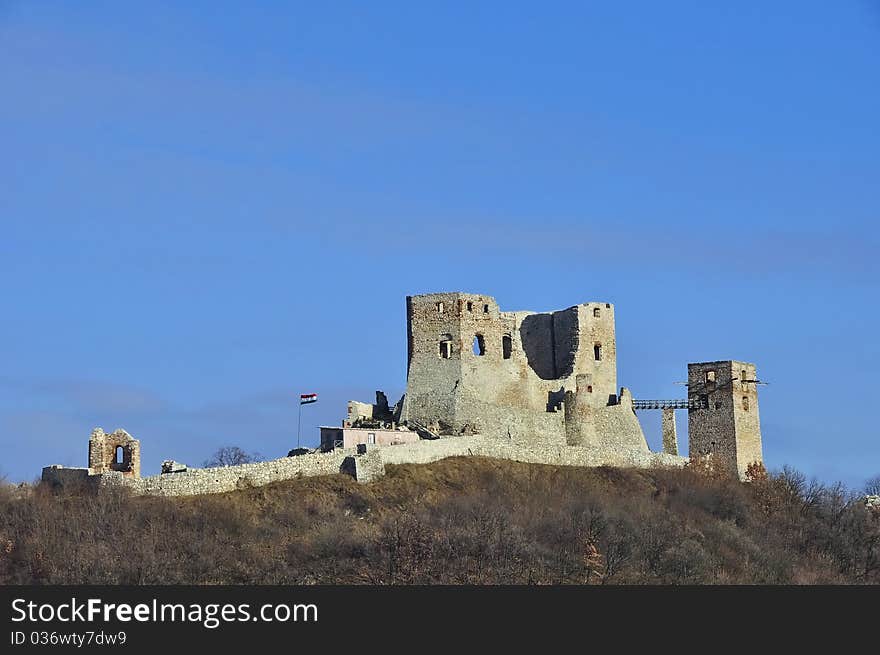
[593,343,602,361]
[436,301,444,313]
[502,334,512,359]
[115,446,124,465]
[593,308,600,318]
[742,396,749,411]
[473,334,485,356]
[467,301,473,312]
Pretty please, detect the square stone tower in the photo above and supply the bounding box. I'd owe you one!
[687,361,762,479]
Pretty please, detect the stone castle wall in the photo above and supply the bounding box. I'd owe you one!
[45,449,354,497]
[43,434,688,498]
[378,434,685,471]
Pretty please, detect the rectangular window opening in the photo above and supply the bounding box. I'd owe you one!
[439,334,453,359]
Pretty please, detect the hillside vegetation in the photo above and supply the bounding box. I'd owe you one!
[1,457,878,584]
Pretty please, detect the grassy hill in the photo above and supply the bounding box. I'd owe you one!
[1,457,878,584]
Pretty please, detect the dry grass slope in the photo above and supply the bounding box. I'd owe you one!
[1,457,878,584]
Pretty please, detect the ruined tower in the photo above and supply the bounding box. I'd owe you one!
[687,361,762,478]
[88,427,141,478]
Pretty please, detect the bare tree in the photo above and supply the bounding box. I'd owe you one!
[203,446,263,467]
[865,475,880,496]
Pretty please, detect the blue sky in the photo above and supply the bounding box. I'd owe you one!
[1,2,878,487]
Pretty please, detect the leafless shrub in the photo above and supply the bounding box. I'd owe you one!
[203,446,264,467]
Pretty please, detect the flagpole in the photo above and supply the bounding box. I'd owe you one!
[297,399,302,449]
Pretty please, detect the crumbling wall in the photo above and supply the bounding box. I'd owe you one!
[520,312,558,379]
[564,384,649,456]
[403,293,624,450]
[450,392,567,444]
[130,450,352,496]
[379,435,485,465]
[346,391,395,428]
[519,306,580,380]
[591,390,649,452]
[341,444,386,483]
[46,432,687,497]
[472,437,686,470]
[346,401,374,423]
[41,466,91,488]
[401,293,467,433]
[380,434,684,470]
[88,428,140,478]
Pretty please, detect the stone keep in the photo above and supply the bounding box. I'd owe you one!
[687,361,763,478]
[400,292,648,455]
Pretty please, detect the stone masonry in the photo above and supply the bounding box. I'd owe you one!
[40,292,765,495]
[88,428,140,478]
[400,293,646,460]
[661,408,678,456]
[687,360,763,478]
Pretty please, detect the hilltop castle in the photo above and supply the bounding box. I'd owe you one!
[42,292,764,495]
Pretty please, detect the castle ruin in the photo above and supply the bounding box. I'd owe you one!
[41,292,764,495]
[88,428,141,478]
